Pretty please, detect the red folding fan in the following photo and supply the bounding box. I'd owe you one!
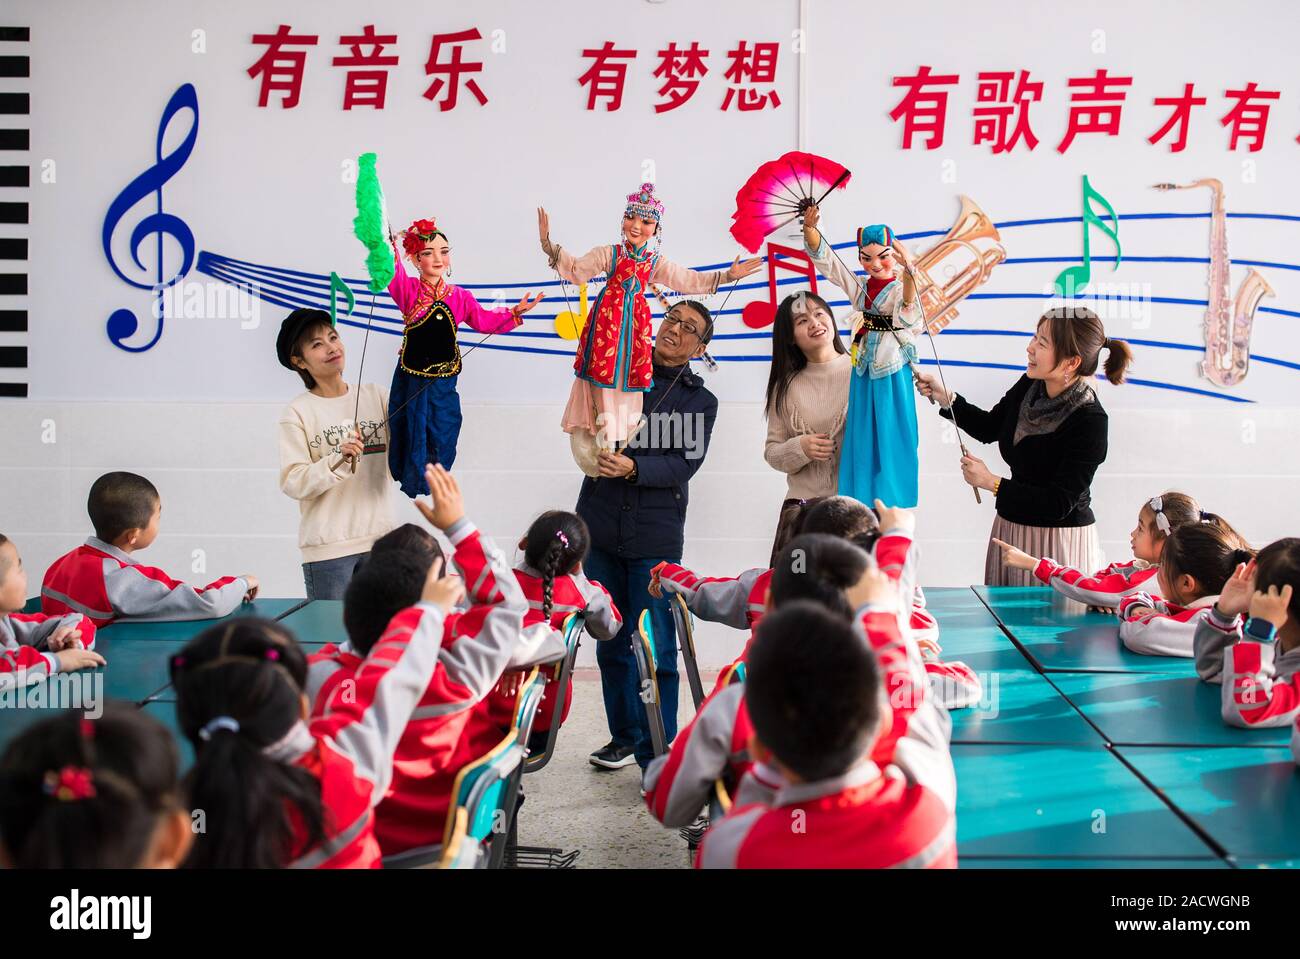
[729,151,852,253]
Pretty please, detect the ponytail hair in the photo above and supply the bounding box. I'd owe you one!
[1144,491,1246,545]
[1036,307,1134,385]
[522,511,590,622]
[0,701,181,868]
[170,618,325,869]
[1160,524,1257,601]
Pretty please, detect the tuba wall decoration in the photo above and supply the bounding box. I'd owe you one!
[1153,179,1274,387]
[910,195,1007,335]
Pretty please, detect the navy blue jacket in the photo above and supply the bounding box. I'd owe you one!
[576,362,718,561]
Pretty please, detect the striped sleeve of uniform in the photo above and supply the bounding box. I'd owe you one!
[1193,607,1241,684]
[857,605,956,811]
[1220,638,1300,729]
[569,570,623,641]
[102,561,248,622]
[1034,557,1157,607]
[438,520,558,702]
[644,683,745,827]
[655,562,768,631]
[1118,592,1203,658]
[311,602,447,801]
[6,611,96,651]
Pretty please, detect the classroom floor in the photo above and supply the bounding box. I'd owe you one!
[8,588,1299,868]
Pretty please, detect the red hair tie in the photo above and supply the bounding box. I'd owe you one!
[43,766,97,802]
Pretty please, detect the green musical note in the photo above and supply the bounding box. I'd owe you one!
[328,271,356,327]
[1054,175,1122,298]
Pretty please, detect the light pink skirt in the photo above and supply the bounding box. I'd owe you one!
[561,379,643,445]
[984,515,1102,587]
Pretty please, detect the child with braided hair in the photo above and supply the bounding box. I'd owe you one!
[485,511,622,746]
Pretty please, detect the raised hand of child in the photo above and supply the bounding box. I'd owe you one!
[874,499,916,536]
[846,564,896,612]
[56,648,106,673]
[1249,584,1293,630]
[1215,560,1256,618]
[421,557,465,614]
[46,625,84,652]
[991,537,1036,571]
[414,464,466,531]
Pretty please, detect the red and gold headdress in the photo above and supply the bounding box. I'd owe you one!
[402,217,448,256]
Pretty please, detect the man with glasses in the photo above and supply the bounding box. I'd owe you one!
[577,301,718,777]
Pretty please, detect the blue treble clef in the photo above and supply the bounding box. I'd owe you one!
[101,83,200,353]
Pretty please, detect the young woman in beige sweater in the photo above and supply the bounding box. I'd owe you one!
[763,291,851,566]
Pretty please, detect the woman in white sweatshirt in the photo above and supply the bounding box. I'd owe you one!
[276,309,395,599]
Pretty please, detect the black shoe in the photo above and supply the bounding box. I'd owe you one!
[589,741,638,769]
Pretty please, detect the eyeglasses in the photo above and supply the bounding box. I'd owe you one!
[662,311,702,339]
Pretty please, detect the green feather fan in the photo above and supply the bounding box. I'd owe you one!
[353,152,394,293]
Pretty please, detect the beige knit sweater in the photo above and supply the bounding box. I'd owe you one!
[763,352,851,501]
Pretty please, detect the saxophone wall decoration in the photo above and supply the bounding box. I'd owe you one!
[1153,179,1274,387]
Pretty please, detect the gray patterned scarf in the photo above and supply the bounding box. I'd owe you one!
[1014,377,1096,445]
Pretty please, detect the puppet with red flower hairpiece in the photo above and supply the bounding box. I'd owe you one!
[537,185,762,475]
[384,217,544,497]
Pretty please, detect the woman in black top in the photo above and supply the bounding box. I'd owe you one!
[915,307,1134,586]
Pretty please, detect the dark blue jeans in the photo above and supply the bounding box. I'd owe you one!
[583,545,679,769]
[301,551,367,600]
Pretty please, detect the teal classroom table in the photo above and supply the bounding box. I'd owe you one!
[141,700,194,770]
[1115,745,1300,860]
[1047,671,1293,748]
[97,598,308,640]
[974,586,1199,676]
[277,600,346,647]
[952,743,1213,859]
[961,857,1227,869]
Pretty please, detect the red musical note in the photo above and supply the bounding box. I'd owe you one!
[741,243,820,329]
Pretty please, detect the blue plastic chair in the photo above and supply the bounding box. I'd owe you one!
[634,609,668,758]
[671,594,706,711]
[524,613,585,774]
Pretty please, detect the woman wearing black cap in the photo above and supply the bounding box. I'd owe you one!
[275,308,395,599]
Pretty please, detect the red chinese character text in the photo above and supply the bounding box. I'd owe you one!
[1221,82,1280,152]
[653,42,709,113]
[972,70,1043,153]
[890,66,960,150]
[721,41,781,112]
[1056,69,1133,153]
[332,25,399,110]
[248,24,320,109]
[1148,83,1208,152]
[423,29,489,111]
[579,42,637,111]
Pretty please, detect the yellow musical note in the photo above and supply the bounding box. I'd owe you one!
[1054,175,1121,298]
[554,282,589,340]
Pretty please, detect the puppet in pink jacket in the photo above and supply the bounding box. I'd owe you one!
[384,218,545,497]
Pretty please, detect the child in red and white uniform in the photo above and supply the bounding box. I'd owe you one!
[992,492,1239,611]
[1192,539,1300,730]
[0,701,194,868]
[307,467,565,859]
[42,472,256,628]
[651,496,949,690]
[483,510,622,746]
[646,529,910,828]
[172,554,464,869]
[697,569,957,869]
[1119,522,1254,658]
[0,534,103,691]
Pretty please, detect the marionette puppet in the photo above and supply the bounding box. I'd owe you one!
[384,218,544,496]
[537,183,761,475]
[802,203,922,509]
